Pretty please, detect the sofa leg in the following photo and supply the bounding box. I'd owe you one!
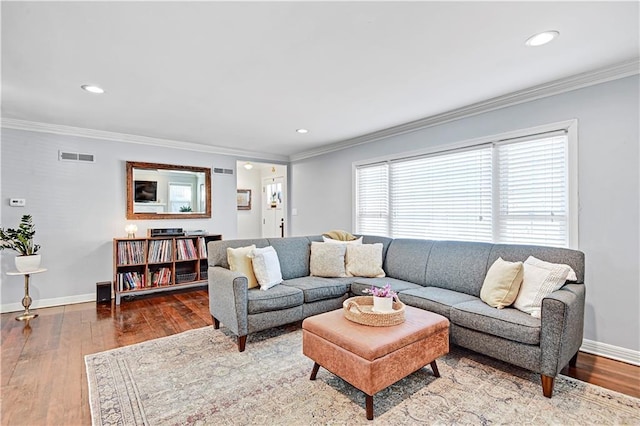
[541,374,555,398]
[569,351,579,367]
[212,316,220,329]
[238,335,247,352]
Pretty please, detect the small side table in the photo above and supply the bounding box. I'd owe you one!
[6,268,47,321]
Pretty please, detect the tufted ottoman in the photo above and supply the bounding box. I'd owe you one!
[302,306,449,420]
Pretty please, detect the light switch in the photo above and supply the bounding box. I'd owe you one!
[292,208,298,216]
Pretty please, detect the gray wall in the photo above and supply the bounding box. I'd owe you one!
[1,129,238,308]
[290,75,640,352]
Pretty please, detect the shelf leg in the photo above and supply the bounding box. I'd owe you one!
[16,274,38,321]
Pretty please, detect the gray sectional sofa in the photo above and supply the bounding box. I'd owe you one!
[207,235,585,398]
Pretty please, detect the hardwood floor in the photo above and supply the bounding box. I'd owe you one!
[1,288,638,425]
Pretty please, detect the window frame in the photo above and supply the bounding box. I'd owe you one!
[352,120,579,248]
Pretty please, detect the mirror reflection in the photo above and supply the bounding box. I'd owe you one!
[126,161,211,220]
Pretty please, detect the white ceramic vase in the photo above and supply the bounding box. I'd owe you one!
[15,254,42,273]
[373,296,394,313]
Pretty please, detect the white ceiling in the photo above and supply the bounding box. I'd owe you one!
[2,2,639,161]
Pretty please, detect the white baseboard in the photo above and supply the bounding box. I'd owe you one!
[580,339,640,366]
[1,293,95,314]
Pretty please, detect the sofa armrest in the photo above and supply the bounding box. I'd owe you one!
[540,283,586,376]
[208,266,249,337]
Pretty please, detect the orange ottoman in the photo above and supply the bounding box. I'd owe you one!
[302,306,449,420]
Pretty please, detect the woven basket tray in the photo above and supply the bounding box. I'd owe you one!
[343,296,406,327]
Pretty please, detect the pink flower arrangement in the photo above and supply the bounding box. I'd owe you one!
[363,284,397,298]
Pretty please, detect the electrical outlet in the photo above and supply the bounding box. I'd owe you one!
[9,198,26,207]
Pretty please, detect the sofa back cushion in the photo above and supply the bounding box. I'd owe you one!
[267,237,314,280]
[425,241,493,296]
[384,239,435,284]
[488,244,585,283]
[208,239,269,268]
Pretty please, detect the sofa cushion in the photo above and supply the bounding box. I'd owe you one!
[480,257,524,309]
[248,246,283,290]
[424,241,493,297]
[350,277,422,296]
[309,242,347,277]
[282,276,348,303]
[384,239,435,285]
[267,237,312,280]
[398,287,477,318]
[247,285,304,314]
[513,256,571,318]
[451,300,541,345]
[227,245,259,289]
[345,243,385,278]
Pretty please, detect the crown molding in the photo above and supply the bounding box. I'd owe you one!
[0,118,289,162]
[290,59,640,162]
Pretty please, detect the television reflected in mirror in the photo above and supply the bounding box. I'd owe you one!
[126,161,211,220]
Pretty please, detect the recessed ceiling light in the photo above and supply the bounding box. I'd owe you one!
[296,128,309,134]
[525,31,559,47]
[81,84,105,94]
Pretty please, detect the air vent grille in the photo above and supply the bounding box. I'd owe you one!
[213,168,234,175]
[58,150,95,163]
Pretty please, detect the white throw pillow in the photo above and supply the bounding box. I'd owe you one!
[247,246,283,290]
[480,257,524,309]
[513,256,571,318]
[227,245,259,289]
[322,236,363,245]
[527,256,578,281]
[310,242,347,277]
[345,243,385,278]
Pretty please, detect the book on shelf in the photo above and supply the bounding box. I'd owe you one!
[176,238,198,260]
[151,267,172,286]
[147,239,173,263]
[117,271,145,291]
[198,237,208,258]
[117,240,145,265]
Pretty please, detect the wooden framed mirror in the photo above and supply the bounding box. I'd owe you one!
[126,161,211,220]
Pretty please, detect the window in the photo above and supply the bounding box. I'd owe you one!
[355,125,575,248]
[169,183,193,212]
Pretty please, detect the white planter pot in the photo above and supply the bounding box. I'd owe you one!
[15,254,42,273]
[372,296,394,313]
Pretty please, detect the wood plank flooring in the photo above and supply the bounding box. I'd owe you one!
[1,288,638,425]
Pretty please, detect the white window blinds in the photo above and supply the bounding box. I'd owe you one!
[390,148,492,241]
[355,131,571,247]
[496,135,568,247]
[355,163,389,236]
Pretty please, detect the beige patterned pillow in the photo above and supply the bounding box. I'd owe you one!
[513,256,571,318]
[480,257,524,309]
[345,243,385,278]
[227,245,259,289]
[310,242,347,278]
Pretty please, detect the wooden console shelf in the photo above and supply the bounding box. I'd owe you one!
[112,234,221,304]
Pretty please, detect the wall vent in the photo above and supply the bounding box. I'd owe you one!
[213,168,234,175]
[58,150,95,163]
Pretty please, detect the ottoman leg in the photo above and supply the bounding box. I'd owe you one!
[366,394,374,420]
[430,360,440,378]
[310,362,320,380]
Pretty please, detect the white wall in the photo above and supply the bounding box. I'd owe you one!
[236,165,262,239]
[290,75,640,353]
[0,128,238,310]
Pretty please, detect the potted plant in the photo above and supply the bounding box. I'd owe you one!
[0,214,42,272]
[363,284,397,313]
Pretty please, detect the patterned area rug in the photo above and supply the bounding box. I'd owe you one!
[86,325,640,425]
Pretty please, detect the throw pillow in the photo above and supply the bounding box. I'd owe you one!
[227,245,259,289]
[513,256,571,318]
[480,257,524,309]
[527,256,578,281]
[248,246,283,290]
[322,236,363,245]
[345,243,385,278]
[310,242,347,278]
[322,229,357,241]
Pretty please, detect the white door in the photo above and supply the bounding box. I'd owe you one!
[262,176,285,238]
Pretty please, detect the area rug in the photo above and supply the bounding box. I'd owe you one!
[86,325,640,425]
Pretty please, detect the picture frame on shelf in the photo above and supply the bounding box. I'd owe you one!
[237,189,251,210]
